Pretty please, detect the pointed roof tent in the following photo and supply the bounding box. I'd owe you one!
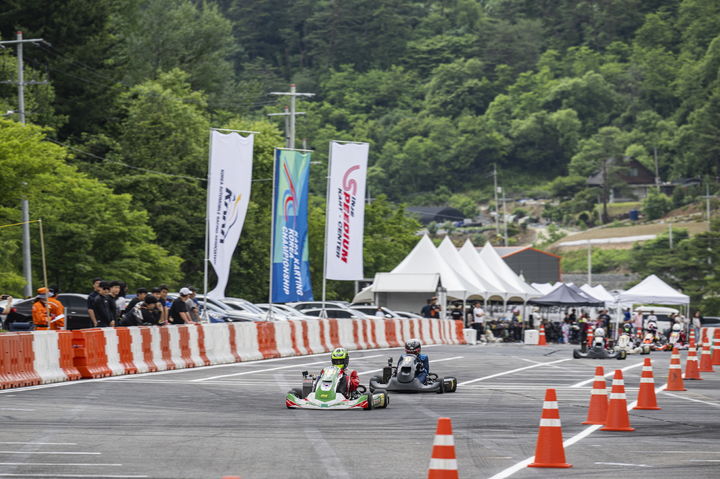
[391,235,469,299]
[531,283,555,295]
[618,274,689,305]
[458,239,524,301]
[528,283,605,307]
[437,236,499,300]
[478,242,541,300]
[581,284,616,304]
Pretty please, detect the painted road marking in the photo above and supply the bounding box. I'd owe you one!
[0,475,148,478]
[458,358,572,385]
[0,463,122,467]
[303,426,350,479]
[0,443,77,446]
[594,462,652,467]
[0,408,35,412]
[487,382,668,479]
[570,361,645,388]
[0,452,101,456]
[662,392,720,408]
[193,354,386,381]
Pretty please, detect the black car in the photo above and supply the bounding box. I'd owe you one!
[3,293,93,330]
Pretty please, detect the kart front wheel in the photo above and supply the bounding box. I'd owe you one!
[290,388,303,399]
[436,377,445,394]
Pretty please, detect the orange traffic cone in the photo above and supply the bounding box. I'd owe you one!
[685,344,702,380]
[427,417,458,479]
[666,346,686,391]
[634,358,661,410]
[712,330,720,366]
[538,324,547,346]
[689,328,696,348]
[582,366,608,425]
[600,370,634,431]
[586,328,594,348]
[528,388,572,468]
[699,332,714,373]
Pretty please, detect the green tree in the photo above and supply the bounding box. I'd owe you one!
[0,118,181,294]
[642,189,673,220]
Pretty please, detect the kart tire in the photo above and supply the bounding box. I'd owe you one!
[365,391,374,410]
[573,349,582,359]
[443,377,457,393]
[375,389,388,408]
[290,388,303,399]
[436,377,445,394]
[617,350,627,360]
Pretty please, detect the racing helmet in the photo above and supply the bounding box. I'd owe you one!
[404,338,421,355]
[672,323,681,331]
[331,347,349,368]
[647,320,658,331]
[622,323,632,333]
[594,327,606,338]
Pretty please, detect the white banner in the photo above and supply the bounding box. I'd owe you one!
[325,141,369,280]
[207,130,253,299]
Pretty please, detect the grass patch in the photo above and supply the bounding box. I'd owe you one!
[561,248,633,273]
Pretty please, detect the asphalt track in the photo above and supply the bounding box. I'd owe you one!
[1,343,719,479]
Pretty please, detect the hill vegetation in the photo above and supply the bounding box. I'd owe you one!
[1,0,720,304]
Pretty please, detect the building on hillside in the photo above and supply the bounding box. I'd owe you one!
[406,206,465,225]
[489,246,561,284]
[586,157,675,202]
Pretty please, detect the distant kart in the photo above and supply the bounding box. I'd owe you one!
[573,340,627,360]
[615,332,651,355]
[369,356,457,394]
[285,366,389,410]
[643,332,672,351]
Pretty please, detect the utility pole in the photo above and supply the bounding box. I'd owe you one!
[502,187,508,246]
[269,84,314,149]
[653,146,660,189]
[706,182,712,231]
[493,164,500,237]
[587,240,592,286]
[268,106,306,148]
[1,32,49,297]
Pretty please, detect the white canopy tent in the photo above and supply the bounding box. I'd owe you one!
[437,236,501,300]
[458,239,525,302]
[478,242,541,301]
[581,284,616,304]
[618,274,689,306]
[531,282,554,295]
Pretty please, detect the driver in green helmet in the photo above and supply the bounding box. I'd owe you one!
[323,347,359,396]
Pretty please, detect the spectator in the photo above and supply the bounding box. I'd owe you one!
[597,309,611,334]
[471,301,485,342]
[125,288,148,313]
[121,294,160,326]
[92,282,114,327]
[115,281,129,316]
[633,309,643,334]
[450,303,463,321]
[420,298,435,318]
[169,288,193,324]
[1,294,13,315]
[185,287,200,322]
[87,277,102,327]
[149,287,167,325]
[32,288,64,330]
[374,306,385,318]
[107,281,122,326]
[159,285,171,309]
[692,310,703,341]
[561,321,570,344]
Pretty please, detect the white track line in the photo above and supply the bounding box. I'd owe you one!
[487,383,668,479]
[0,443,76,446]
[356,356,464,376]
[0,452,101,456]
[0,463,122,467]
[662,392,720,408]
[0,475,147,478]
[569,361,645,388]
[458,358,572,386]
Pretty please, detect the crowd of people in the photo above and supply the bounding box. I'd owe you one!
[85,279,200,328]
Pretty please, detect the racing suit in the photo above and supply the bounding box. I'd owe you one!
[399,353,430,384]
[322,367,359,396]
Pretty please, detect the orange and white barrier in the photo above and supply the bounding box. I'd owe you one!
[0,318,465,389]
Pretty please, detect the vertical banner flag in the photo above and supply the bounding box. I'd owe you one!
[325,141,369,280]
[207,130,253,299]
[271,149,313,302]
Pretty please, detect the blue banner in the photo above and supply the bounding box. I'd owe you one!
[271,149,313,303]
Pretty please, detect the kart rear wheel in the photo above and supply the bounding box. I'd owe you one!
[436,377,445,394]
[617,350,627,360]
[365,392,374,410]
[374,389,389,408]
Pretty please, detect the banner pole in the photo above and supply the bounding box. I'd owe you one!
[202,129,213,322]
[267,148,279,321]
[321,142,335,318]
[38,218,50,327]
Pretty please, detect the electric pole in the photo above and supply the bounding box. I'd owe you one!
[493,164,500,237]
[267,106,306,148]
[269,84,314,149]
[1,32,49,297]
[502,186,508,246]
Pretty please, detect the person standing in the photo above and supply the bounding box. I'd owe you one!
[633,309,643,335]
[92,282,114,327]
[597,309,611,336]
[169,288,193,325]
[32,288,64,330]
[471,301,485,342]
[87,277,102,328]
[692,310,703,342]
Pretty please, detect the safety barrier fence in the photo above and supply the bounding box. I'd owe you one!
[0,318,464,389]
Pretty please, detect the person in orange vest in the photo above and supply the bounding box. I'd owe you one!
[31,287,65,330]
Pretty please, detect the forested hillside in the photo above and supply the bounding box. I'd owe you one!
[1,0,719,301]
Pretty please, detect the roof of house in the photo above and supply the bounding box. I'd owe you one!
[586,157,655,186]
[478,245,561,260]
[406,206,466,224]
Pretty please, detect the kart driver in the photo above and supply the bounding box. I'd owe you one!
[327,348,359,396]
[400,338,430,384]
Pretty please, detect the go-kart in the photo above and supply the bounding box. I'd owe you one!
[573,337,627,360]
[286,366,389,410]
[643,332,672,351]
[667,329,688,350]
[369,356,457,394]
[615,331,651,355]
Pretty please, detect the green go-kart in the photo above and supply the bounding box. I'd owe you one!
[285,366,389,410]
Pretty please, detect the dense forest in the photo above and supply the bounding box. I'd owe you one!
[1,0,720,303]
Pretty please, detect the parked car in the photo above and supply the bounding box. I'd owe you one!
[168,293,257,322]
[634,306,679,333]
[256,303,314,320]
[288,301,352,312]
[56,293,93,330]
[302,307,373,319]
[220,297,267,318]
[349,305,400,319]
